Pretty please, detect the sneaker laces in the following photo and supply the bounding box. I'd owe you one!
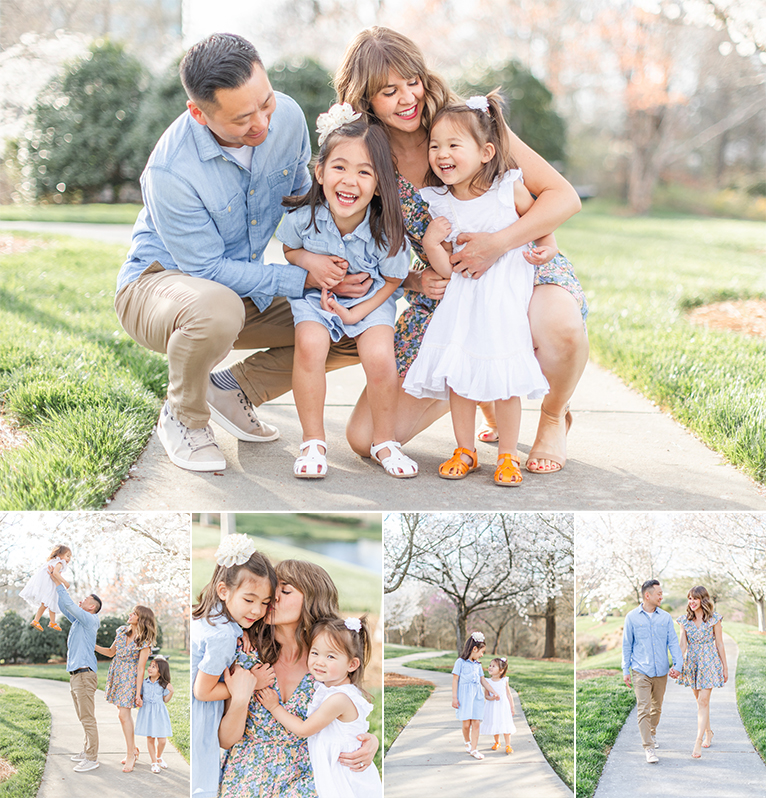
[237,392,260,427]
[183,424,219,453]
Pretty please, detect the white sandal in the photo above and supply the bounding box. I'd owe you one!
[464,742,472,752]
[151,762,161,774]
[370,440,418,478]
[293,439,327,479]
[469,750,484,760]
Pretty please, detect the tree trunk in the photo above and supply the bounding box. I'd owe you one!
[542,595,557,658]
[756,596,765,633]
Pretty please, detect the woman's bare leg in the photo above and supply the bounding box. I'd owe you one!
[527,284,589,472]
[346,379,449,457]
[118,706,137,772]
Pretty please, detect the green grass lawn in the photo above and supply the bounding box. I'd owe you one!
[0,684,50,798]
[0,648,190,762]
[575,674,636,798]
[192,526,382,614]
[384,684,434,754]
[406,654,574,789]
[0,203,142,224]
[558,206,766,482]
[233,513,382,542]
[0,234,165,510]
[384,645,440,659]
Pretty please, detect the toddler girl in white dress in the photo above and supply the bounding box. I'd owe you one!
[480,657,516,753]
[403,91,560,487]
[20,544,72,631]
[258,615,381,798]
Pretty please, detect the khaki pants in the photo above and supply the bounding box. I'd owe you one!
[115,265,359,428]
[70,670,99,760]
[632,671,668,749]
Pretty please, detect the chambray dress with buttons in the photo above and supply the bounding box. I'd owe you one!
[452,658,485,721]
[676,612,725,689]
[277,204,411,342]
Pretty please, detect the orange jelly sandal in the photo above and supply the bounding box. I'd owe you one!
[438,448,480,479]
[494,454,523,486]
[31,620,43,631]
[48,622,62,631]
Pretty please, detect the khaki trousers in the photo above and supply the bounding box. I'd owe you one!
[70,670,99,760]
[632,671,668,749]
[115,265,359,428]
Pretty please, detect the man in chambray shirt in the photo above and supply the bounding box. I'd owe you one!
[622,579,682,764]
[50,568,102,772]
[115,33,361,472]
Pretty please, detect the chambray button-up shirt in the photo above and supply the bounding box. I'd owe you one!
[117,92,312,310]
[622,604,683,677]
[56,585,100,673]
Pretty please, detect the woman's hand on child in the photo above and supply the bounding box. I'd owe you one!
[523,243,558,265]
[303,253,348,290]
[338,733,378,771]
[450,231,503,279]
[255,687,280,712]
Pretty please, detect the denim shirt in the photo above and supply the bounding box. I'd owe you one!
[622,604,683,677]
[117,92,312,310]
[56,585,100,673]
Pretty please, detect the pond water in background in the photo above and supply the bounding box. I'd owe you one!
[272,537,382,574]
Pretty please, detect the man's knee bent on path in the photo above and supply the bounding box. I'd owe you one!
[622,579,682,763]
[115,33,361,472]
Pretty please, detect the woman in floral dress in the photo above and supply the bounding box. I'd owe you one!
[95,605,156,772]
[217,560,378,798]
[676,585,728,759]
[336,27,589,475]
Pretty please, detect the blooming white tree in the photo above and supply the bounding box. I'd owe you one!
[384,513,572,651]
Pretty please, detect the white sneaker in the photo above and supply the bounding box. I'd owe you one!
[70,751,86,761]
[645,749,659,764]
[73,759,99,772]
[156,401,226,472]
[207,379,279,442]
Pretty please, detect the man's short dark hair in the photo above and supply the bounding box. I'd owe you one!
[180,33,263,107]
[90,594,102,613]
[641,579,660,596]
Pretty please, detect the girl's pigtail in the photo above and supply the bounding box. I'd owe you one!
[483,89,516,174]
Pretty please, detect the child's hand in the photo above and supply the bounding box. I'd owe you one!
[321,289,354,324]
[256,687,280,712]
[423,216,451,249]
[250,662,275,690]
[452,698,460,709]
[523,243,558,266]
[224,663,258,703]
[304,254,348,290]
[238,634,254,654]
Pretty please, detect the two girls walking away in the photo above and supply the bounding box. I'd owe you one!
[451,632,516,760]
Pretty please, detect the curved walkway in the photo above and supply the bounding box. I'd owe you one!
[384,652,572,797]
[0,675,188,798]
[593,635,766,798]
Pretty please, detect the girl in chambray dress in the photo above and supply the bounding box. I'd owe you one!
[277,104,416,481]
[451,632,496,760]
[135,656,174,773]
[191,536,276,798]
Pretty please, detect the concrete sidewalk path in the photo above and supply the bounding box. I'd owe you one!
[593,636,766,798]
[0,675,188,798]
[384,652,573,797]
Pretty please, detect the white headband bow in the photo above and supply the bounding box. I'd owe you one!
[316,103,362,146]
[215,534,256,568]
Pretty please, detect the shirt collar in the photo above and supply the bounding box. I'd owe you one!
[315,202,373,243]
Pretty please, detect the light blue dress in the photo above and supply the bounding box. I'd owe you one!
[452,658,485,721]
[277,203,410,342]
[135,677,172,738]
[191,611,242,798]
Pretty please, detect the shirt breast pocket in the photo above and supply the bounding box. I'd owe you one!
[209,192,247,247]
[268,159,300,225]
[635,626,650,640]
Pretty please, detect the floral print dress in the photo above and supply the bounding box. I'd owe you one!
[218,650,318,798]
[393,173,589,377]
[676,612,725,689]
[104,625,150,708]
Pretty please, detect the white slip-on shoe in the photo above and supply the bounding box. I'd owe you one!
[645,749,659,764]
[73,759,100,772]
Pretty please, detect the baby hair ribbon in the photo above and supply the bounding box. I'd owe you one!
[317,103,362,146]
[344,617,362,632]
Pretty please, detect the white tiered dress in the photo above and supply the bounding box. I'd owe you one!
[402,170,549,403]
[306,683,381,798]
[480,676,516,736]
[20,557,68,612]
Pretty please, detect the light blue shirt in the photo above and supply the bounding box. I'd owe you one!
[117,92,312,310]
[191,613,243,798]
[622,604,683,677]
[56,585,100,673]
